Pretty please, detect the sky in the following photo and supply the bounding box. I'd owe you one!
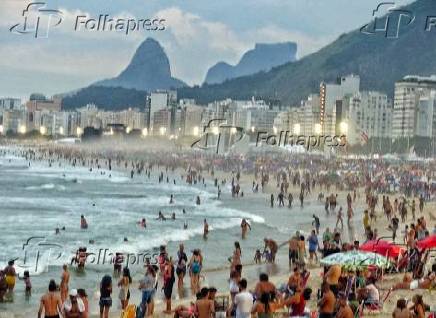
[0,0,414,99]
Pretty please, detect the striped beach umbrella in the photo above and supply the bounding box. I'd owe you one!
[320,250,391,270]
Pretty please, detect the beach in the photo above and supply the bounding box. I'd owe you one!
[0,141,435,318]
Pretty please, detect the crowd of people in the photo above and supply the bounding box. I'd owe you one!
[0,142,435,318]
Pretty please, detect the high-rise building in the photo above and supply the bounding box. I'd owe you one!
[415,91,436,138]
[2,110,25,134]
[320,75,360,135]
[149,90,176,132]
[0,98,22,111]
[392,75,436,138]
[345,91,392,145]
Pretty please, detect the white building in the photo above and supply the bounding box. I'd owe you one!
[183,105,204,136]
[416,92,436,138]
[345,91,392,145]
[392,75,436,138]
[149,90,176,132]
[0,98,22,111]
[320,75,360,135]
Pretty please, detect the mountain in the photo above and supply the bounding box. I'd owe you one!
[204,42,297,84]
[179,0,436,105]
[62,86,147,111]
[94,38,186,91]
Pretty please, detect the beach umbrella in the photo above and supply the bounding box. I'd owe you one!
[360,240,405,259]
[320,251,391,269]
[417,235,436,250]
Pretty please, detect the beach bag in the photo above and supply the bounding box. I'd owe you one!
[120,304,136,318]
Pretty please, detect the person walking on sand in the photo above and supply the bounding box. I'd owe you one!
[38,279,63,318]
[99,275,112,318]
[188,249,202,294]
[117,267,131,310]
[176,244,188,290]
[163,258,175,314]
[60,264,70,304]
[336,207,344,229]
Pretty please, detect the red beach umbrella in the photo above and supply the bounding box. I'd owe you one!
[417,235,436,250]
[360,239,405,259]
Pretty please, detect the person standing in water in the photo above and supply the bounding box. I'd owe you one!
[60,264,70,304]
[203,219,209,239]
[241,219,251,239]
[80,215,88,229]
[38,280,63,318]
[196,196,201,205]
[4,260,16,292]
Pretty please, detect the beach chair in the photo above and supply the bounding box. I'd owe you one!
[362,288,393,316]
[215,294,230,315]
[120,304,136,318]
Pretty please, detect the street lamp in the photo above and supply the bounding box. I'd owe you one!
[59,127,64,135]
[339,121,348,135]
[314,123,322,135]
[142,128,148,136]
[159,126,166,136]
[230,127,237,135]
[193,126,199,136]
[19,125,26,134]
[126,126,132,134]
[0,125,4,135]
[40,126,47,135]
[212,126,219,135]
[76,127,83,137]
[293,123,301,135]
[273,126,278,134]
[251,126,255,133]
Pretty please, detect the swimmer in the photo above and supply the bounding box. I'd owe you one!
[138,218,146,228]
[157,211,166,221]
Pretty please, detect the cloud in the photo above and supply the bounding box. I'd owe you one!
[154,7,331,85]
[153,7,249,85]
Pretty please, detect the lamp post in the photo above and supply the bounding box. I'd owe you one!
[293,123,301,135]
